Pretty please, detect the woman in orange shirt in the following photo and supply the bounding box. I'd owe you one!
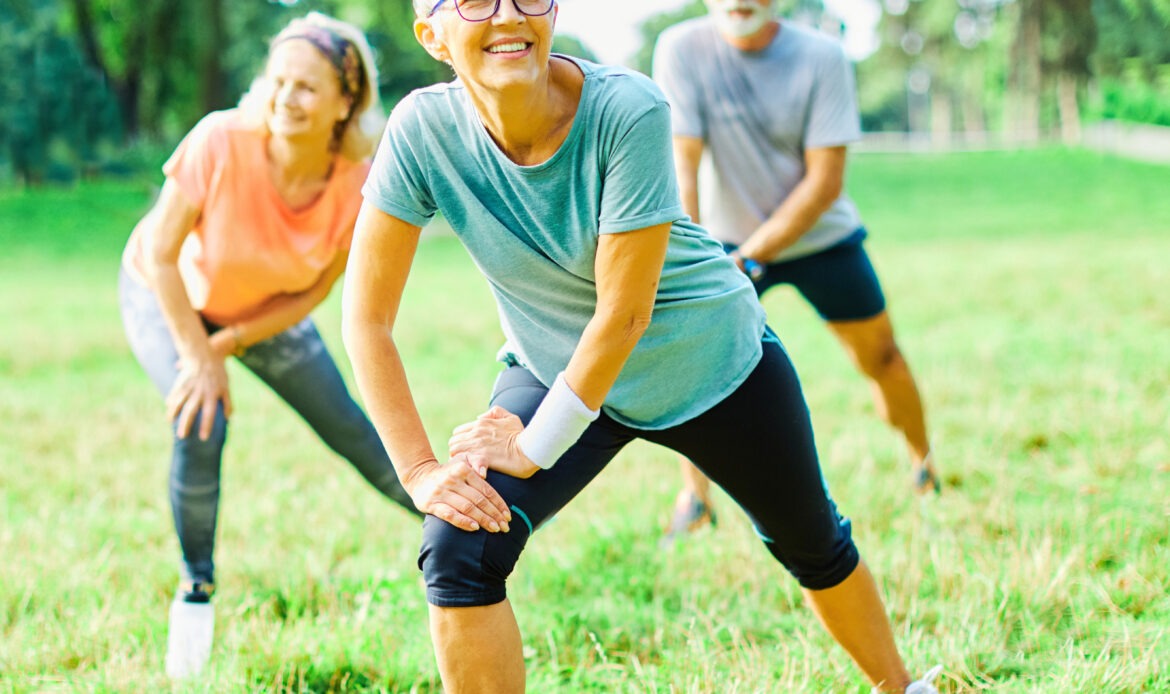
[117,13,420,678]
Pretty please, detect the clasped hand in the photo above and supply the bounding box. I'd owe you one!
[449,406,540,480]
[405,407,539,534]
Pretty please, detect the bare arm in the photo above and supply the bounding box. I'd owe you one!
[673,135,704,224]
[448,223,671,477]
[564,223,670,408]
[342,203,511,532]
[142,179,232,440]
[736,145,847,262]
[208,249,350,357]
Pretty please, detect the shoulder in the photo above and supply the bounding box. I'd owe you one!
[576,59,669,116]
[181,108,263,157]
[335,156,372,190]
[390,80,464,124]
[781,23,848,63]
[194,108,263,139]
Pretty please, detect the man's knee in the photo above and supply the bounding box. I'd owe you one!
[853,335,904,379]
[418,515,531,607]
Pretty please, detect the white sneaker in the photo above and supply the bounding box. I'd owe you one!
[905,665,943,694]
[165,598,214,679]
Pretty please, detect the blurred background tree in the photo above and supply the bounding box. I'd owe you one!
[1,0,1167,184]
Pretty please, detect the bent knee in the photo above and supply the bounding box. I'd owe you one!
[418,514,531,607]
[855,339,905,379]
[760,518,860,590]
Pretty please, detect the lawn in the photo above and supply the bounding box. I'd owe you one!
[0,148,1167,692]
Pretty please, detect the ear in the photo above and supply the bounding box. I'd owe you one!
[414,17,449,63]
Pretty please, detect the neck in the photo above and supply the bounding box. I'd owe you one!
[463,57,582,165]
[266,134,335,183]
[722,20,780,52]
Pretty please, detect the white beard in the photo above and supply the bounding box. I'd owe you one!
[709,3,775,39]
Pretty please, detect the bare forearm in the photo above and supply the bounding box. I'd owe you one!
[738,177,836,261]
[677,178,701,225]
[343,321,437,488]
[149,264,215,362]
[218,287,327,352]
[564,306,653,410]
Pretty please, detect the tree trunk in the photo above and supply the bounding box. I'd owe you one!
[1008,0,1043,143]
[931,91,953,150]
[68,0,143,141]
[200,0,229,114]
[1057,71,1081,144]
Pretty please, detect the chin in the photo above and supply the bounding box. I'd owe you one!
[267,118,308,138]
[715,10,772,38]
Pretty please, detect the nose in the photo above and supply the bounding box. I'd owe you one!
[491,0,525,23]
[273,81,295,107]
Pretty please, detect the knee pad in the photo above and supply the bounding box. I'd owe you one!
[418,514,532,607]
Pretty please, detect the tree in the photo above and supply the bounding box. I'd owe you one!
[552,34,599,62]
[0,0,120,184]
[629,0,706,76]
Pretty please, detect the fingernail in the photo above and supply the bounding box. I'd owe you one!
[501,521,510,533]
[488,521,500,532]
[469,522,479,531]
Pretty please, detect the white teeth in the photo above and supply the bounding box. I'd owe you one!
[487,42,528,54]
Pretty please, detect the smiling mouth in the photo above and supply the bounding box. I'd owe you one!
[486,41,532,54]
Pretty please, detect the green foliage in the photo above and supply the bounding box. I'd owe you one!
[1093,0,1170,78]
[628,0,706,76]
[1091,75,1170,125]
[0,1,121,184]
[552,33,600,63]
[2,149,1170,691]
[0,0,452,185]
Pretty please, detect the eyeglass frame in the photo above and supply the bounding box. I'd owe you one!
[427,0,556,22]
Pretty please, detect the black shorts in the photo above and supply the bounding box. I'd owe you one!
[737,228,886,322]
[417,335,859,607]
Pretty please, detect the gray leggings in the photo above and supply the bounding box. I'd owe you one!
[118,269,420,586]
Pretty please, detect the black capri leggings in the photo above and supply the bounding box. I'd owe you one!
[418,333,859,607]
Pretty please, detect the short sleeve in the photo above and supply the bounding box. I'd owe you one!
[162,113,226,209]
[804,44,861,149]
[652,28,705,139]
[597,99,685,235]
[361,95,438,229]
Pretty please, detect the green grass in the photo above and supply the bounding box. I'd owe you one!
[1,148,1168,692]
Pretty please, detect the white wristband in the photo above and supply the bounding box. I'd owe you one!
[516,372,600,470]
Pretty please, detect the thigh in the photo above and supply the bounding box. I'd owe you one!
[118,268,181,397]
[483,366,634,532]
[241,318,360,419]
[826,310,899,374]
[419,366,634,606]
[783,234,887,322]
[643,338,844,553]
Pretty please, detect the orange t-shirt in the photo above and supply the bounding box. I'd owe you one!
[123,109,372,325]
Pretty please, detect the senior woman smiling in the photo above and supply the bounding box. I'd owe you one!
[341,1,942,692]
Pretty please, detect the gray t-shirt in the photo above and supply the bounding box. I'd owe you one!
[362,57,766,429]
[653,19,863,261]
